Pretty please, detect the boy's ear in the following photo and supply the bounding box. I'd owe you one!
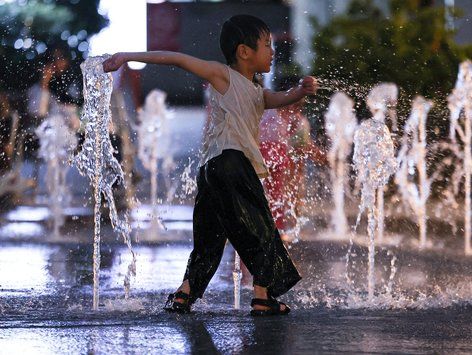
[236,44,251,61]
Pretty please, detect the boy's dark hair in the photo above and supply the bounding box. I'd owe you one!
[220,15,270,65]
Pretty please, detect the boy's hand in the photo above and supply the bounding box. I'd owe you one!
[298,76,318,96]
[103,53,126,72]
[263,75,318,109]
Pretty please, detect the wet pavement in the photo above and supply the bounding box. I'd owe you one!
[2,204,472,354]
[3,304,472,354]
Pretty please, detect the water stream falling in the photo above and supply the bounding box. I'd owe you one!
[447,60,472,255]
[233,254,242,309]
[325,92,358,238]
[353,111,397,301]
[395,96,433,249]
[74,55,136,310]
[365,83,398,244]
[35,113,77,238]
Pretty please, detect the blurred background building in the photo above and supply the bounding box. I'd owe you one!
[138,0,472,104]
[2,0,471,107]
[143,1,290,105]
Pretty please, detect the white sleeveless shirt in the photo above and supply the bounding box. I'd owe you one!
[200,66,268,178]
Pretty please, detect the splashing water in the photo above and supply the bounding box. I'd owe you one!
[35,114,77,238]
[365,83,398,243]
[316,77,373,103]
[179,158,197,199]
[366,83,398,130]
[233,253,242,309]
[73,55,136,310]
[325,92,358,238]
[447,60,472,255]
[384,250,397,296]
[137,89,173,231]
[395,96,434,249]
[353,116,397,301]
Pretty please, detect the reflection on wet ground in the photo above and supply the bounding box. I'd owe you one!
[2,205,472,353]
[2,307,472,354]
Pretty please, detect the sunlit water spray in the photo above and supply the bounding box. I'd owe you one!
[233,253,242,309]
[179,158,197,199]
[447,60,472,255]
[73,55,136,310]
[325,92,358,238]
[395,96,434,249]
[365,83,398,244]
[353,107,397,301]
[35,114,77,238]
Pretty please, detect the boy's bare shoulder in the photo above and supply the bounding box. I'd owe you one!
[206,61,230,94]
[208,61,229,77]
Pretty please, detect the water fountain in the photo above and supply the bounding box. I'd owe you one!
[353,101,397,301]
[233,254,242,309]
[395,96,433,249]
[447,60,472,255]
[136,89,173,233]
[111,90,138,210]
[35,113,77,238]
[179,157,197,199]
[74,55,136,310]
[325,92,358,238]
[365,83,398,243]
[4,57,472,355]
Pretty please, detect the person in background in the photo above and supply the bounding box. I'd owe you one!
[260,76,327,242]
[27,46,80,132]
[259,107,294,237]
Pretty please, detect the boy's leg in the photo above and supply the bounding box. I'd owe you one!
[183,167,227,303]
[207,150,301,298]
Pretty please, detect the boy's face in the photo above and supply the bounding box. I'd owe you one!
[250,32,274,73]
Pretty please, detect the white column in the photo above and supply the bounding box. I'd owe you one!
[290,0,328,74]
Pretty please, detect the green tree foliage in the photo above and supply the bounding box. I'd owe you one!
[310,0,472,137]
[0,0,108,92]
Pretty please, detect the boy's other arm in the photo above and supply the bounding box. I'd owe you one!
[103,51,229,95]
[263,76,318,109]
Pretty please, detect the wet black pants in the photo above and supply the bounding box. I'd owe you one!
[184,149,301,303]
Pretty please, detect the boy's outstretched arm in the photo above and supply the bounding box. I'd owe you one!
[263,76,318,109]
[103,51,229,95]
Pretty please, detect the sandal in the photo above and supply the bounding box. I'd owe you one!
[163,291,191,314]
[250,296,291,316]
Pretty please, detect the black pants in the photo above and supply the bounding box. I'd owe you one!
[184,149,301,303]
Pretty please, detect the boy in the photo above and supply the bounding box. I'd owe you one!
[103,15,318,316]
